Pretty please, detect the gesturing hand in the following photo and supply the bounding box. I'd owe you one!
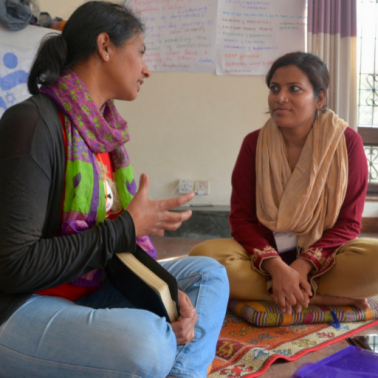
[126,174,195,237]
[171,290,198,345]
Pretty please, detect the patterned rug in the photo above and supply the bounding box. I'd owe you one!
[208,311,378,377]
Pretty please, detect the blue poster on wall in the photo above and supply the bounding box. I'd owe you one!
[0,44,35,118]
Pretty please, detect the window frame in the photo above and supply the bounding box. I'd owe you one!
[357,0,378,196]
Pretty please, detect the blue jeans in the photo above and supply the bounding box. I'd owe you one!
[0,256,228,378]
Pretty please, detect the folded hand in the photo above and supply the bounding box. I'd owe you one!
[263,257,312,314]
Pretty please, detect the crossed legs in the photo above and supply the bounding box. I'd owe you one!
[189,238,378,307]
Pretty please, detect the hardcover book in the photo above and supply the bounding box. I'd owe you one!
[105,246,179,322]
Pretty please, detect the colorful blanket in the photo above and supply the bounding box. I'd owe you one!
[228,296,378,326]
[208,311,378,377]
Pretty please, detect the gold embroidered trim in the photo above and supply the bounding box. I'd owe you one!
[310,256,337,295]
[301,248,337,296]
[302,248,325,265]
[251,245,277,264]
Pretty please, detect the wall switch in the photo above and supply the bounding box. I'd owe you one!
[178,179,194,194]
[194,180,210,195]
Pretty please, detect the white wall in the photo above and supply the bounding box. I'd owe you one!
[115,74,269,205]
[39,0,86,20]
[362,201,378,217]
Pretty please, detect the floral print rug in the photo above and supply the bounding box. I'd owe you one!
[208,311,378,377]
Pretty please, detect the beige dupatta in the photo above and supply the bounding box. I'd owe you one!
[256,110,348,251]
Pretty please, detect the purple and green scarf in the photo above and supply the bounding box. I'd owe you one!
[41,70,156,287]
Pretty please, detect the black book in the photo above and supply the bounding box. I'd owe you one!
[105,246,179,322]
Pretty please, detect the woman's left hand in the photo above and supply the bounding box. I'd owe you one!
[171,290,198,345]
[289,258,313,312]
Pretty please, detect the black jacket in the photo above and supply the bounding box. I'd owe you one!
[0,94,136,325]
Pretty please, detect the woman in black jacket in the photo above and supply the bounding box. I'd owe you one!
[0,2,228,377]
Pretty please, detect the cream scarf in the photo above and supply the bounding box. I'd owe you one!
[256,110,348,251]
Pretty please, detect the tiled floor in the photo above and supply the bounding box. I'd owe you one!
[151,234,378,377]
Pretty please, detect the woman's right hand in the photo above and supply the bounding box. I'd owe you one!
[171,290,198,345]
[126,173,195,237]
[262,258,312,314]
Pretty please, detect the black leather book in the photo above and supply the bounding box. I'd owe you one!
[105,246,179,322]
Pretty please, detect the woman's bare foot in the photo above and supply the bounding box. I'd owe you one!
[310,294,370,310]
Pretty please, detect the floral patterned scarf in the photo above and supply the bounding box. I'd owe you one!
[41,70,156,287]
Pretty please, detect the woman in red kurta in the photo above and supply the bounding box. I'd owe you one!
[190,52,378,314]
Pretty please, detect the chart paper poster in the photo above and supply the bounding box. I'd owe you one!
[126,0,218,72]
[216,0,306,75]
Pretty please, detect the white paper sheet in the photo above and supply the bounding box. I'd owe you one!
[126,0,218,72]
[216,0,306,75]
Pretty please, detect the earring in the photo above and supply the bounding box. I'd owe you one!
[105,55,109,60]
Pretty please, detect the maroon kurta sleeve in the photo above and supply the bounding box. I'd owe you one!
[230,129,279,274]
[300,127,368,274]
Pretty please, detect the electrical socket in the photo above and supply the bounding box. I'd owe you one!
[178,179,194,194]
[194,180,210,195]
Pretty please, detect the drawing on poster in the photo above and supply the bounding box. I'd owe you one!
[0,45,35,117]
